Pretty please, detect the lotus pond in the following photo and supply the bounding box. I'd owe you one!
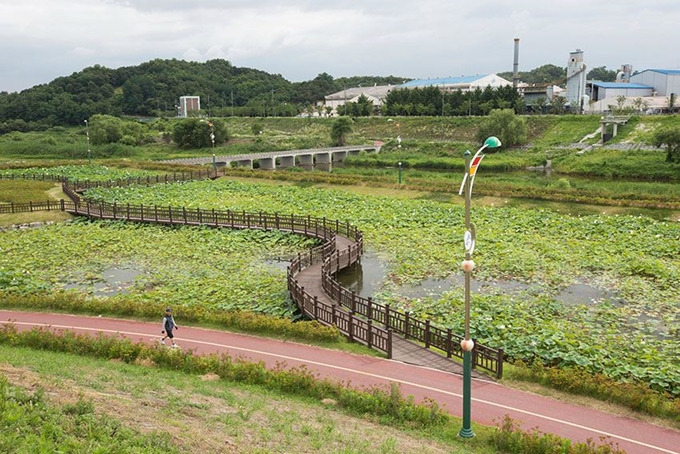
[0,219,318,317]
[79,178,680,396]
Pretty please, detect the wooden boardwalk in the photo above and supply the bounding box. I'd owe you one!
[53,174,502,380]
[295,234,486,379]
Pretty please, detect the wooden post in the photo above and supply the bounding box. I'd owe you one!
[168,206,173,223]
[425,320,431,348]
[367,320,373,348]
[313,296,319,319]
[384,304,390,329]
[155,205,159,222]
[387,329,393,359]
[497,348,504,379]
[183,207,187,224]
[405,312,410,339]
[367,297,373,320]
[446,328,453,358]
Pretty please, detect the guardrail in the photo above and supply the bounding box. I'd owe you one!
[321,232,504,378]
[4,174,503,377]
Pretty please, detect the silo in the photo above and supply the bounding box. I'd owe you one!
[566,49,587,113]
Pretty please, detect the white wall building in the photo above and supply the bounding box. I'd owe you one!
[587,82,653,101]
[398,74,512,91]
[324,85,394,115]
[630,69,680,97]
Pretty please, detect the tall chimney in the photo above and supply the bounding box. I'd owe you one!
[513,38,520,88]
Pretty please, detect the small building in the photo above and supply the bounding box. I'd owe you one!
[178,96,201,118]
[630,69,680,97]
[398,74,512,91]
[587,81,653,102]
[324,85,394,116]
[521,84,564,105]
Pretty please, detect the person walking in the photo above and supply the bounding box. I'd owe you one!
[160,307,179,346]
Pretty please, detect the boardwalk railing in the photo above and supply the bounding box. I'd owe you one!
[4,174,502,377]
[320,231,504,378]
[0,200,66,214]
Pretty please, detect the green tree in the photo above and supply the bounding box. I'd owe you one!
[653,128,680,163]
[330,116,353,146]
[550,95,567,114]
[89,114,124,145]
[587,66,617,82]
[476,109,528,149]
[172,118,229,149]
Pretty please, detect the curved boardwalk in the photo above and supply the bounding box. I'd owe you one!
[3,170,680,451]
[52,170,503,379]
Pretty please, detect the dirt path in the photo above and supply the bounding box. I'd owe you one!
[1,310,678,454]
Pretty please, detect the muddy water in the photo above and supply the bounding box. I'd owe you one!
[64,267,143,296]
[336,250,621,307]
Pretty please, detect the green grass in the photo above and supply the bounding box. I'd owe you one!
[0,344,493,453]
[0,335,627,453]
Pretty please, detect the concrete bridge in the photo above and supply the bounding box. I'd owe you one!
[158,144,383,169]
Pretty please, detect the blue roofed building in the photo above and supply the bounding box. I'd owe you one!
[587,81,654,102]
[398,74,512,91]
[630,69,680,97]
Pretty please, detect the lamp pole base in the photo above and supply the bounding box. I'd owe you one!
[458,349,474,438]
[458,427,475,439]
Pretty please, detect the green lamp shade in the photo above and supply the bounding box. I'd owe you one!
[484,136,502,148]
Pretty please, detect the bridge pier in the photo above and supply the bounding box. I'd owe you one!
[279,156,296,168]
[298,154,314,166]
[332,151,348,162]
[315,153,331,164]
[259,157,276,170]
[236,159,253,169]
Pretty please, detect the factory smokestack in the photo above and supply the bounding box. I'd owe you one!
[513,38,520,88]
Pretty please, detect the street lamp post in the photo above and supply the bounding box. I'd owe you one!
[398,161,402,184]
[457,136,501,438]
[84,119,91,165]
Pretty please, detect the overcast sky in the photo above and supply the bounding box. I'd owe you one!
[2,0,680,93]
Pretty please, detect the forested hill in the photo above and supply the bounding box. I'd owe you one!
[0,58,405,127]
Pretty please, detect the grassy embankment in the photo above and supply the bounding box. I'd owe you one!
[0,328,627,454]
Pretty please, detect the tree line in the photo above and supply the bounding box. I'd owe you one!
[0,59,403,131]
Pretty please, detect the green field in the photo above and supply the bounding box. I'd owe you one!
[1,115,680,446]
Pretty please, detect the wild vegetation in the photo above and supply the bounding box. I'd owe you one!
[1,113,680,445]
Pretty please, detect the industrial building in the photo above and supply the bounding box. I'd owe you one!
[324,85,394,116]
[325,74,512,114]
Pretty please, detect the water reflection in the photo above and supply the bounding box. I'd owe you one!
[64,267,143,296]
[336,250,622,307]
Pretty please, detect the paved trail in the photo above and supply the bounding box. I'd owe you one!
[1,310,678,454]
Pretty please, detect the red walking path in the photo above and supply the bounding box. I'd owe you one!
[1,310,678,454]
